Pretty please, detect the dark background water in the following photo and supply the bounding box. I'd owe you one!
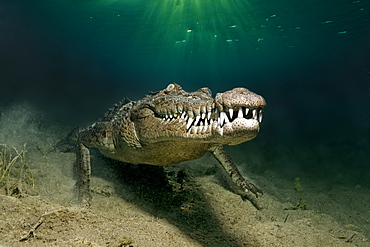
[1,0,369,145]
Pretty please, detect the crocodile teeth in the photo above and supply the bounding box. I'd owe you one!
[201,106,207,115]
[207,111,211,120]
[228,108,234,119]
[237,107,243,118]
[207,105,213,116]
[245,108,249,116]
[214,110,219,123]
[199,118,204,126]
[186,117,194,130]
[191,126,198,134]
[224,114,230,124]
[259,110,263,122]
[220,111,227,126]
[219,125,224,136]
[193,115,201,126]
[183,105,263,133]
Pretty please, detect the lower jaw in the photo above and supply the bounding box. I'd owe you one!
[184,122,260,144]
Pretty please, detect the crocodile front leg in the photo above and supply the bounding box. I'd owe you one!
[209,145,262,197]
[76,142,92,204]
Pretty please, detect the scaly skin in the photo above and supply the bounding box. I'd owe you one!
[58,83,266,203]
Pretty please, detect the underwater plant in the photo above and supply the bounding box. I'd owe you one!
[0,144,34,195]
[293,177,307,210]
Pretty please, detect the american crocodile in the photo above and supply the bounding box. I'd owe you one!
[58,83,266,202]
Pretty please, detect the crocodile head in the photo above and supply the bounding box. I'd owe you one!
[130,83,266,146]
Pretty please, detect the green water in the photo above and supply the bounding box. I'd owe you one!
[1,0,369,177]
[0,2,369,245]
[21,0,370,87]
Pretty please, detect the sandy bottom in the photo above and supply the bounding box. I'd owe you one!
[0,104,369,247]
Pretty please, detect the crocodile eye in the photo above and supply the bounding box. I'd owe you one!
[198,87,212,96]
[166,83,175,92]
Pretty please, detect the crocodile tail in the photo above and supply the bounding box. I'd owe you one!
[54,127,80,152]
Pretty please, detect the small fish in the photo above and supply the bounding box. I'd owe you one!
[180,203,194,211]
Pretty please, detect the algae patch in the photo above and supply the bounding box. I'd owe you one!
[293,177,307,210]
